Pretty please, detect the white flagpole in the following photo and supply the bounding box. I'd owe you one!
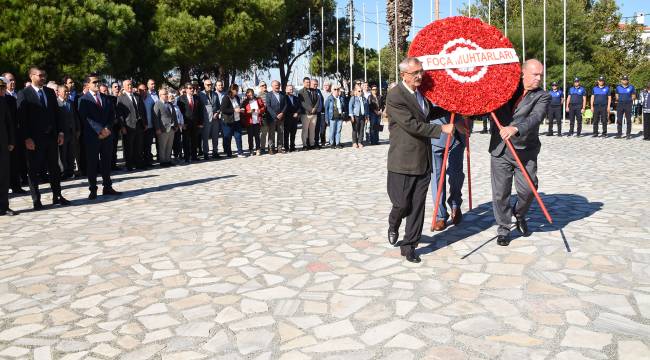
[543,0,546,90]
[377,2,382,96]
[321,6,325,83]
[350,1,354,87]
[395,0,398,82]
[336,8,339,77]
[363,2,367,82]
[488,0,491,24]
[563,0,567,122]
[504,0,508,37]
[521,0,525,61]
[308,8,312,76]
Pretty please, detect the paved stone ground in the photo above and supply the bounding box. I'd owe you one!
[1,123,650,360]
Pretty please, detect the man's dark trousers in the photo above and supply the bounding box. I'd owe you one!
[490,149,538,236]
[387,171,430,253]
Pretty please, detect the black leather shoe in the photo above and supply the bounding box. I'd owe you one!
[514,213,530,237]
[0,208,17,216]
[405,252,421,263]
[497,235,510,246]
[103,187,122,196]
[388,229,399,246]
[88,191,97,200]
[33,200,43,210]
[54,197,71,206]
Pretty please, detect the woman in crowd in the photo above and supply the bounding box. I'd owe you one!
[220,84,244,157]
[242,88,265,156]
[348,86,369,148]
[367,85,382,145]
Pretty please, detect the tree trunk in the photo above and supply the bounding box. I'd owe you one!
[387,0,413,53]
[179,65,190,87]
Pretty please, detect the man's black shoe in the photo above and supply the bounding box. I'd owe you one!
[0,208,17,216]
[33,201,43,210]
[626,135,632,140]
[388,229,399,246]
[405,252,421,263]
[497,235,510,246]
[514,213,530,237]
[54,197,71,206]
[88,191,97,200]
[103,187,122,196]
[614,134,621,139]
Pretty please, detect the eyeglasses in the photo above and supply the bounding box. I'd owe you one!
[91,80,100,84]
[205,83,213,86]
[404,70,424,76]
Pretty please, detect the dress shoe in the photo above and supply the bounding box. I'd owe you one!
[204,155,209,161]
[600,134,607,138]
[0,208,17,216]
[614,134,621,139]
[626,135,632,140]
[269,149,275,155]
[450,208,462,225]
[405,251,421,263]
[432,219,446,231]
[53,197,71,206]
[591,134,599,137]
[88,190,97,200]
[103,187,122,196]
[388,229,399,246]
[33,200,43,210]
[514,213,530,237]
[497,235,510,246]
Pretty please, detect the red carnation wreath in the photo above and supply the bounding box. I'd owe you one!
[408,16,521,115]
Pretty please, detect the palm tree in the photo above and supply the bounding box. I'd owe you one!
[387,0,413,53]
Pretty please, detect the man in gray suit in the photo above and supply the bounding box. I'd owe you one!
[298,77,317,150]
[490,59,551,246]
[386,57,457,263]
[199,78,220,159]
[152,88,178,167]
[265,80,287,154]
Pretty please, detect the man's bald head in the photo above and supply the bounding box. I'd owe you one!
[522,59,543,91]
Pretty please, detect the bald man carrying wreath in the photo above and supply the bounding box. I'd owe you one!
[490,59,551,246]
[385,57,465,264]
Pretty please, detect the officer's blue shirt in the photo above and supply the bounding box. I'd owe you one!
[549,89,563,106]
[568,86,586,105]
[615,84,635,104]
[592,85,610,106]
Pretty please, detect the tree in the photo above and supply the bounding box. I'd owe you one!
[0,1,136,84]
[386,0,413,53]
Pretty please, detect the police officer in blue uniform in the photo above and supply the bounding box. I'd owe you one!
[590,76,611,137]
[566,77,586,136]
[547,81,564,136]
[615,75,636,139]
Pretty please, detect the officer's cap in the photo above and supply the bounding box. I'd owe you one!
[0,77,6,87]
[573,77,580,82]
[621,75,629,80]
[551,81,558,86]
[598,76,605,81]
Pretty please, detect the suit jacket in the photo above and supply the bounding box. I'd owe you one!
[285,94,300,119]
[199,90,219,123]
[177,94,204,127]
[489,84,551,156]
[386,82,443,175]
[143,93,157,128]
[298,87,317,114]
[57,98,80,140]
[117,92,146,129]
[265,91,287,122]
[219,95,241,124]
[78,91,115,142]
[153,101,178,133]
[16,85,62,143]
[0,96,15,149]
[3,95,18,140]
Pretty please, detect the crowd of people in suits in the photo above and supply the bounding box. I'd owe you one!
[0,68,387,216]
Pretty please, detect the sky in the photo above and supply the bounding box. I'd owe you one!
[260,0,647,86]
